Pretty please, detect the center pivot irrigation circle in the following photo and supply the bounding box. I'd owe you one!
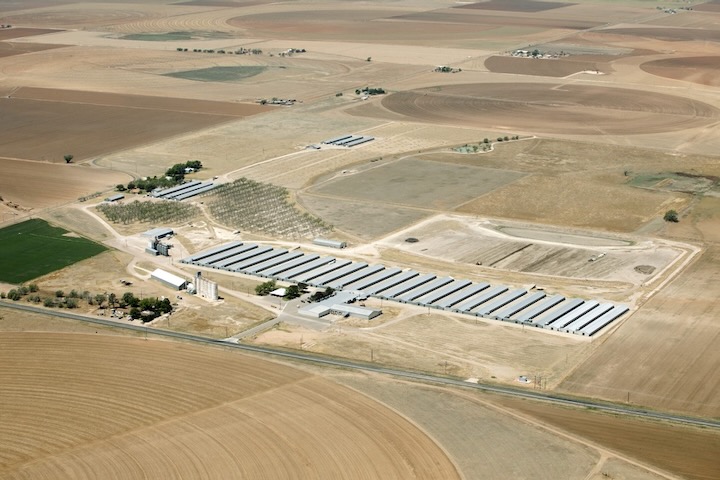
[380,83,719,135]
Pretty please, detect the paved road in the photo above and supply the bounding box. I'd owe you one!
[3,301,719,430]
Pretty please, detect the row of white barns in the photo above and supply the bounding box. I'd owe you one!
[322,134,375,148]
[151,180,216,201]
[181,242,629,336]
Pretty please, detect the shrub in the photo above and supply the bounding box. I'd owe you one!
[664,210,679,223]
[28,283,38,292]
[43,297,54,307]
[55,290,65,298]
[7,289,21,301]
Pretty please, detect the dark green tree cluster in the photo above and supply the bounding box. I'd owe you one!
[355,87,386,95]
[308,287,334,303]
[126,294,173,322]
[664,210,679,223]
[125,160,202,192]
[255,280,277,296]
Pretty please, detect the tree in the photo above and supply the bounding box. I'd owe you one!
[255,280,277,296]
[66,298,78,309]
[7,289,21,301]
[532,49,540,57]
[284,285,301,300]
[64,154,74,163]
[122,292,139,308]
[28,283,38,293]
[366,57,372,62]
[43,297,54,307]
[116,184,126,191]
[483,138,489,144]
[69,289,80,298]
[108,292,117,307]
[55,290,65,298]
[95,293,106,306]
[664,210,679,223]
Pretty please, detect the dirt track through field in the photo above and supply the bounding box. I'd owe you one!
[0,332,460,479]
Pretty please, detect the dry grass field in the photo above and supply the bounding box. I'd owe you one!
[2,0,720,477]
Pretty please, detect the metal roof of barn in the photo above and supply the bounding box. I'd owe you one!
[454,285,508,313]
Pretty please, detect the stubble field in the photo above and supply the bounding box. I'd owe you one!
[0,332,460,479]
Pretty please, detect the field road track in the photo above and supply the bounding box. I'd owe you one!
[2,301,719,431]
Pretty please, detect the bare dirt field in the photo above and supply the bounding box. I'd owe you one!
[558,245,720,418]
[640,56,720,86]
[484,55,607,77]
[0,159,130,210]
[0,87,268,163]
[454,0,571,13]
[339,374,720,480]
[598,27,720,43]
[0,332,459,479]
[377,83,719,135]
[379,215,687,286]
[0,28,61,40]
[0,42,66,58]
[694,0,720,13]
[496,396,720,480]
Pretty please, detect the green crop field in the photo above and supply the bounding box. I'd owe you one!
[0,219,107,284]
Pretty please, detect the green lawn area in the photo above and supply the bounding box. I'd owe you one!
[0,219,107,284]
[164,66,267,82]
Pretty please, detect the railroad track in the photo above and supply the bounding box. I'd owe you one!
[3,300,719,430]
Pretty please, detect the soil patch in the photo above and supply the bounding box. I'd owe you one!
[454,0,573,12]
[484,56,604,77]
[0,42,67,58]
[164,66,267,82]
[641,56,720,86]
[0,28,61,40]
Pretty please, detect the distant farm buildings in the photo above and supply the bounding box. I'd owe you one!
[321,134,375,148]
[313,238,347,249]
[150,180,216,201]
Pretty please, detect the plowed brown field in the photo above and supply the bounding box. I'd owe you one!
[378,83,718,135]
[599,27,720,43]
[641,56,720,86]
[485,56,604,77]
[0,88,269,162]
[0,159,130,209]
[0,28,60,40]
[0,332,460,479]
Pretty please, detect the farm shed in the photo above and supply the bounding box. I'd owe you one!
[330,303,381,320]
[151,268,186,290]
[298,304,331,318]
[105,194,124,202]
[142,227,174,239]
[313,238,347,249]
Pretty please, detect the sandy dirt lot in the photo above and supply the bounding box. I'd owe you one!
[0,332,459,479]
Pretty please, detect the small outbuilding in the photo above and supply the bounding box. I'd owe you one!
[313,238,347,249]
[105,194,124,202]
[150,268,187,290]
[142,227,174,239]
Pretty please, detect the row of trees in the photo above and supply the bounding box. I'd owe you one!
[255,281,307,300]
[119,160,203,193]
[1,288,173,320]
[97,200,198,224]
